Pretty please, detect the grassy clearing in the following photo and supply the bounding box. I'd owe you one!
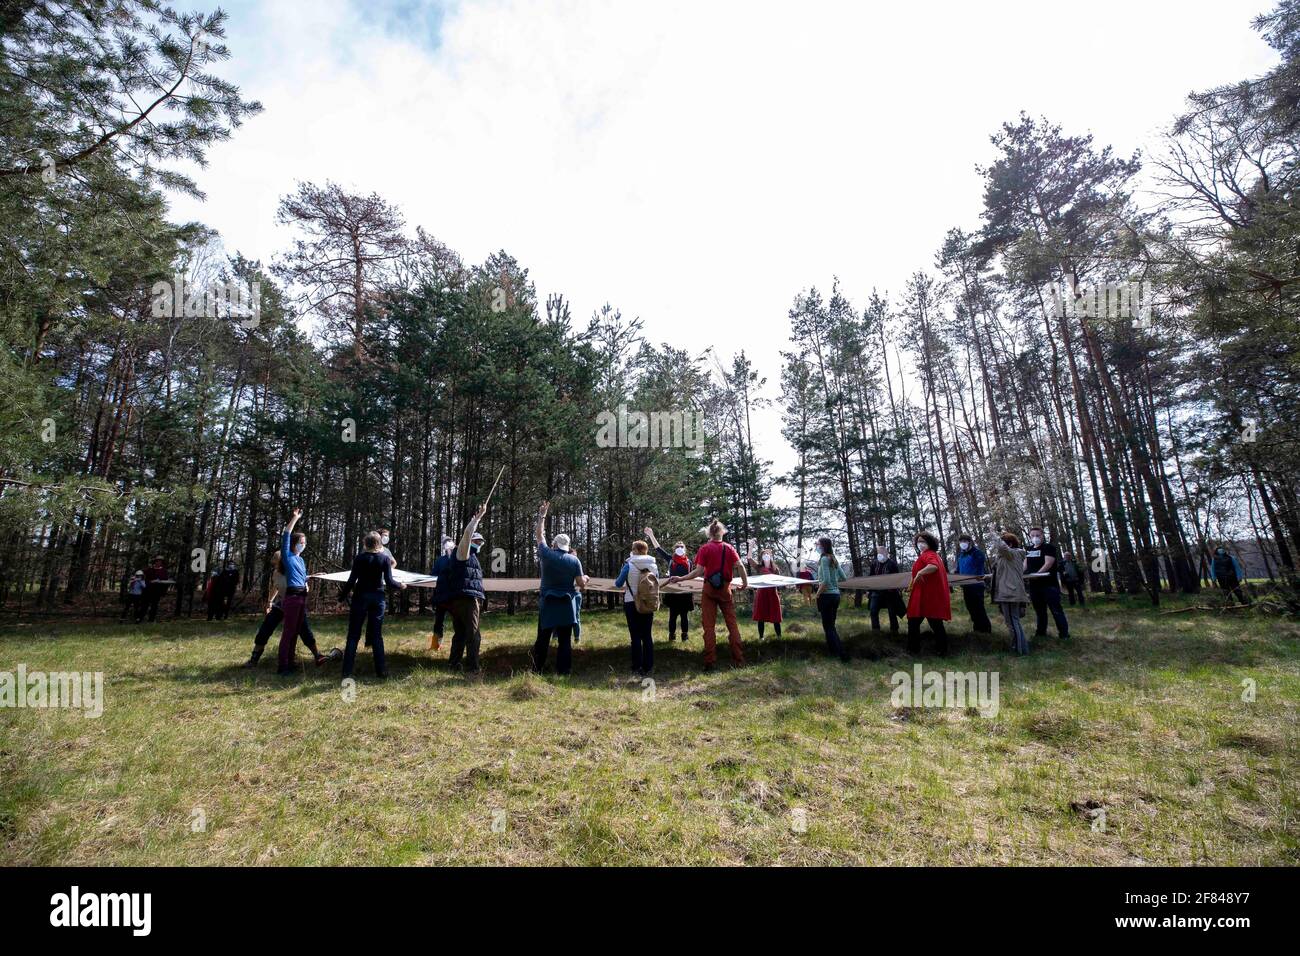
[1,594,1297,865]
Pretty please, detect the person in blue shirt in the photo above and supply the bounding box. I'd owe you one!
[337,531,406,679]
[955,533,992,634]
[531,500,587,675]
[1210,546,1250,604]
[274,507,316,675]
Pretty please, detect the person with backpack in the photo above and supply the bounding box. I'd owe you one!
[813,535,851,662]
[644,526,694,641]
[676,519,749,670]
[615,539,661,676]
[746,542,784,640]
[905,531,951,655]
[533,500,587,676]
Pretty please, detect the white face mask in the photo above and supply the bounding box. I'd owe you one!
[294,542,306,556]
[674,547,685,556]
[915,542,928,553]
[960,542,970,551]
[876,553,886,562]
[762,554,772,565]
[1030,536,1043,546]
[380,535,389,546]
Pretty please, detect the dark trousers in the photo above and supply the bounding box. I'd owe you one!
[534,624,573,675]
[1217,575,1249,604]
[139,584,165,622]
[1030,585,1070,639]
[121,594,140,620]
[433,605,447,636]
[207,591,232,621]
[907,616,949,654]
[343,591,387,679]
[448,596,482,671]
[757,620,782,639]
[624,603,655,674]
[253,604,317,650]
[869,590,903,632]
[962,586,992,632]
[1064,580,1085,606]
[816,592,848,660]
[666,599,691,639]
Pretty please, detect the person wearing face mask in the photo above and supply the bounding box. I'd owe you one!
[1023,526,1069,641]
[275,508,327,675]
[533,501,587,676]
[428,536,456,650]
[812,536,850,662]
[244,548,332,668]
[645,526,694,641]
[867,546,904,633]
[615,539,660,676]
[745,542,784,640]
[905,531,951,655]
[445,503,489,673]
[954,534,992,634]
[1210,545,1249,604]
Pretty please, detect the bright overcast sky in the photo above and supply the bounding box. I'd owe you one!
[169,0,1278,499]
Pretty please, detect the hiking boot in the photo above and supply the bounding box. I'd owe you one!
[243,649,263,668]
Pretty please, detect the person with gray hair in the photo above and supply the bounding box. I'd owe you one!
[986,527,1031,655]
[532,501,586,675]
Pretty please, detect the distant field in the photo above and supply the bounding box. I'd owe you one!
[1,595,1296,865]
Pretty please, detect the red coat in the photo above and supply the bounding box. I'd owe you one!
[907,550,951,620]
[749,559,783,623]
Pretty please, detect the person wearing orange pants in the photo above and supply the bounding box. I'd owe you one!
[678,518,749,669]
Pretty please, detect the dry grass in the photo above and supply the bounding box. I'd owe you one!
[1,593,1297,865]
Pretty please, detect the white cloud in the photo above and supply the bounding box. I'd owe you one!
[170,0,1279,500]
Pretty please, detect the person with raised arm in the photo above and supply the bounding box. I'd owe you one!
[444,502,488,673]
[275,508,329,675]
[337,530,406,680]
[644,525,694,642]
[243,548,333,668]
[677,518,748,670]
[532,501,586,676]
[985,526,1030,655]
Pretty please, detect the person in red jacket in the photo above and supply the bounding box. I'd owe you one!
[905,531,951,655]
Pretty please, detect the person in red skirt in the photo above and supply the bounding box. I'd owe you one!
[905,530,951,655]
[746,543,784,639]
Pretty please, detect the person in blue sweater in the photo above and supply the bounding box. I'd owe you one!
[531,500,587,675]
[337,531,406,679]
[955,533,992,634]
[428,537,455,649]
[275,508,318,675]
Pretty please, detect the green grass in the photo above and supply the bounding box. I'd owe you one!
[1,594,1297,865]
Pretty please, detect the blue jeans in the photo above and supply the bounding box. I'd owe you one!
[343,591,387,678]
[1000,602,1028,654]
[1030,585,1070,639]
[817,592,848,660]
